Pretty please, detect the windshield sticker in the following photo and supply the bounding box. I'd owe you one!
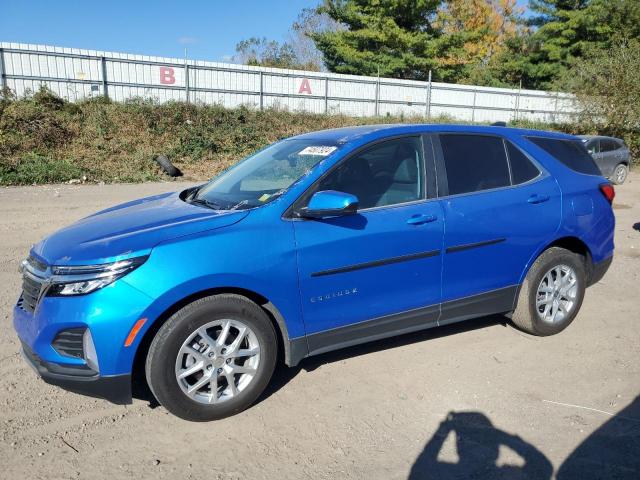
[298,146,337,156]
[258,193,271,202]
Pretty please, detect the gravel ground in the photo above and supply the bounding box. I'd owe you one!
[0,175,638,479]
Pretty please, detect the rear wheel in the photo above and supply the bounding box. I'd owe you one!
[146,294,277,421]
[611,163,628,185]
[511,247,586,336]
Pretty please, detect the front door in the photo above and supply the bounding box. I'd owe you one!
[290,136,444,354]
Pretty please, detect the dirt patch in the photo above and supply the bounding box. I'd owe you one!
[0,175,639,479]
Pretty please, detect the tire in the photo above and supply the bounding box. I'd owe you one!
[145,294,277,421]
[511,247,586,336]
[154,155,182,177]
[611,163,628,185]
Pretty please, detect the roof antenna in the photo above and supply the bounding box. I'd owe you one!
[491,121,507,127]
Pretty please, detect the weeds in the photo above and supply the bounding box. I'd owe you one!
[0,86,585,186]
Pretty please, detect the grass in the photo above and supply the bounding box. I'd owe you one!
[0,87,583,186]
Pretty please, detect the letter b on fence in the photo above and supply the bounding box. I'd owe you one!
[160,67,175,85]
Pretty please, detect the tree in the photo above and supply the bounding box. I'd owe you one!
[435,0,524,85]
[562,38,640,155]
[233,8,338,71]
[287,7,343,71]
[233,37,299,69]
[512,0,640,89]
[311,0,445,81]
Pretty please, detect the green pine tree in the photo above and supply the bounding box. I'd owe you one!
[512,0,640,89]
[311,0,447,81]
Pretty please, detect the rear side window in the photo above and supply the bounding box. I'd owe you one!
[506,142,540,184]
[527,137,601,176]
[601,139,620,152]
[440,135,510,195]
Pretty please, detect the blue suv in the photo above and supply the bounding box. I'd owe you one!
[14,125,615,421]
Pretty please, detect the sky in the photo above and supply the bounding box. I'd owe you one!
[0,0,319,62]
[1,1,531,63]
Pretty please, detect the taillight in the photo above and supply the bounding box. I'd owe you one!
[599,183,615,204]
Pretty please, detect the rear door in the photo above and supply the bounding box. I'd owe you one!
[599,139,620,177]
[434,134,561,323]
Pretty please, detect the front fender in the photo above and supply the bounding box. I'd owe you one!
[120,215,304,370]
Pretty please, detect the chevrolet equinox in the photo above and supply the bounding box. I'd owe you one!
[15,125,615,421]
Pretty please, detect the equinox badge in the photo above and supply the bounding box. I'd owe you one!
[310,288,358,303]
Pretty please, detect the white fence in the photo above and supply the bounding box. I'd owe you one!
[0,42,576,123]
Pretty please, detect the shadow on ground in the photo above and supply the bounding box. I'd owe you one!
[557,395,640,479]
[132,314,506,407]
[408,411,552,479]
[260,314,507,405]
[407,396,640,479]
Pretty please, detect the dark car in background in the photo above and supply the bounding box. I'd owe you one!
[579,135,631,185]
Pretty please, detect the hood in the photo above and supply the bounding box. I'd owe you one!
[31,191,249,265]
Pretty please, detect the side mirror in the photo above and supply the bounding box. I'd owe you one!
[299,190,359,218]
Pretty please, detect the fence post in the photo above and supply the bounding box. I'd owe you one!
[185,63,190,103]
[100,56,109,99]
[0,48,6,91]
[514,80,522,122]
[471,89,477,122]
[553,92,560,123]
[374,78,380,116]
[324,76,329,114]
[259,71,264,111]
[425,70,432,119]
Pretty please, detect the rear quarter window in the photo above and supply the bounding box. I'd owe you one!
[506,141,540,184]
[526,137,602,176]
[601,139,620,152]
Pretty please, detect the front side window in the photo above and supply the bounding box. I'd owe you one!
[584,139,600,155]
[440,135,510,195]
[314,136,425,210]
[191,139,340,210]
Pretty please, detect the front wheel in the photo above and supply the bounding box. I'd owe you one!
[511,247,586,336]
[146,294,277,421]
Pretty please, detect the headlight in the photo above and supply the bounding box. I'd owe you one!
[47,256,148,296]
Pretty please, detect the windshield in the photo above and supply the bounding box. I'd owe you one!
[189,139,340,210]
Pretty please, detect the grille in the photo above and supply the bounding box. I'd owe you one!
[19,255,49,314]
[20,274,42,314]
[52,328,86,359]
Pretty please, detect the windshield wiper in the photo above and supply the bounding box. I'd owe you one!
[188,197,223,210]
[229,200,252,211]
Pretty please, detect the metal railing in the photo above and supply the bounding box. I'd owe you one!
[0,44,576,123]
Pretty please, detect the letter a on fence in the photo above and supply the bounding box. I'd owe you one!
[160,67,176,85]
[298,78,312,95]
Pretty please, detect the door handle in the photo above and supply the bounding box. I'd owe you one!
[527,194,550,204]
[407,214,437,225]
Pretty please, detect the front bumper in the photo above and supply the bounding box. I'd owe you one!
[21,341,132,404]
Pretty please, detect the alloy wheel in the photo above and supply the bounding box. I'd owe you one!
[536,265,579,324]
[174,319,260,404]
